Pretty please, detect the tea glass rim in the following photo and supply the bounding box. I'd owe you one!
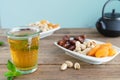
[6,26,41,39]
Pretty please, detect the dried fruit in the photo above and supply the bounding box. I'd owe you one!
[74,36,84,43]
[58,40,66,46]
[57,35,86,51]
[108,48,116,56]
[29,20,59,32]
[101,43,112,48]
[87,45,100,56]
[63,42,70,49]
[68,45,75,51]
[69,40,76,45]
[95,47,109,58]
[88,42,116,58]
[63,35,70,41]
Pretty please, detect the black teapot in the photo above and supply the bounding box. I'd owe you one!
[96,0,120,37]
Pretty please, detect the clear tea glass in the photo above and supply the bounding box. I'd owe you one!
[6,26,40,74]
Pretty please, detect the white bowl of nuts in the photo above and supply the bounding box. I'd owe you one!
[40,27,60,38]
[54,35,120,64]
[29,20,60,38]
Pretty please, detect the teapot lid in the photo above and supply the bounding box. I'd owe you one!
[104,9,120,20]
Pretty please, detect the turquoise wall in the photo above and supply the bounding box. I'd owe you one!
[0,0,120,28]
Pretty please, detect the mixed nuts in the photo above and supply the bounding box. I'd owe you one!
[57,35,116,58]
[60,60,80,71]
[29,20,60,32]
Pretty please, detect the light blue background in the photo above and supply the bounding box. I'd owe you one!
[0,0,120,28]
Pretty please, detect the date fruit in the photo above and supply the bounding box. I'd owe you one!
[74,35,86,43]
[58,40,66,46]
[57,35,86,51]
[63,35,70,41]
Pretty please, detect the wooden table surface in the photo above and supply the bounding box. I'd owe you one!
[0,28,120,80]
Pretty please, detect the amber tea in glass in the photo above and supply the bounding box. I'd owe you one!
[7,27,40,74]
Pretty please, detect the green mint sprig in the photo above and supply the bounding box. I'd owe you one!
[0,41,4,46]
[4,60,22,80]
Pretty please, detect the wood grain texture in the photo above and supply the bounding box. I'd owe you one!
[1,65,120,80]
[0,28,120,80]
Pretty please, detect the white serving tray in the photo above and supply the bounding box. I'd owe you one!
[40,27,60,39]
[54,39,120,64]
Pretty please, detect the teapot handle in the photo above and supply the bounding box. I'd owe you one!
[102,0,120,18]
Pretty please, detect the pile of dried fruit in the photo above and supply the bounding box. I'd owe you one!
[58,35,86,51]
[57,35,117,58]
[29,20,60,32]
[87,43,116,58]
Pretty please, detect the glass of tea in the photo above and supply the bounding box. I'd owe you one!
[6,26,40,74]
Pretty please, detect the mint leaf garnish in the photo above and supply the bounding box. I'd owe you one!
[7,60,16,72]
[4,71,14,77]
[7,77,13,80]
[14,71,22,76]
[0,41,4,46]
[4,60,22,80]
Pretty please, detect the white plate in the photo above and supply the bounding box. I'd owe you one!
[54,39,120,64]
[40,27,60,39]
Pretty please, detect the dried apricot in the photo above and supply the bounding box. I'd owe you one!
[108,48,116,56]
[87,45,100,56]
[40,20,48,24]
[95,47,109,58]
[88,42,116,58]
[101,43,112,48]
[52,24,59,28]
